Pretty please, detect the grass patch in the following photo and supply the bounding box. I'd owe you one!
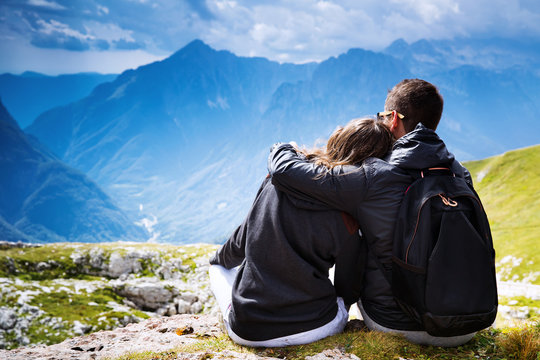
[1,329,20,350]
[0,242,218,279]
[26,316,68,347]
[176,244,218,270]
[0,286,19,307]
[0,243,111,280]
[137,257,157,277]
[499,296,540,309]
[464,144,540,285]
[0,244,78,279]
[497,323,540,360]
[29,288,118,322]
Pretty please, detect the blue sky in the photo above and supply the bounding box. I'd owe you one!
[1,0,540,75]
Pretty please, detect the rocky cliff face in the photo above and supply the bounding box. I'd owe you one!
[0,241,218,350]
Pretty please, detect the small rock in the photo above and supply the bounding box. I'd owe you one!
[167,303,177,316]
[122,298,138,309]
[107,252,142,278]
[176,325,194,335]
[176,299,192,314]
[73,321,92,335]
[306,349,360,360]
[156,307,168,316]
[180,294,199,304]
[0,308,17,330]
[191,301,203,314]
[114,281,173,310]
[89,248,105,268]
[36,262,51,271]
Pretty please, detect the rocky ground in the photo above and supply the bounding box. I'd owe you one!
[0,314,223,360]
[0,241,539,357]
[0,241,219,349]
[0,314,365,360]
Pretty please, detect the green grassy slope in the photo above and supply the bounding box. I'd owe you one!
[464,144,540,285]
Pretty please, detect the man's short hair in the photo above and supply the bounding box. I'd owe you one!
[385,79,443,132]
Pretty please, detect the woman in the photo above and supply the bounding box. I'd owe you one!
[209,118,394,347]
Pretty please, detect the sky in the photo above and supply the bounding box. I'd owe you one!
[1,0,540,75]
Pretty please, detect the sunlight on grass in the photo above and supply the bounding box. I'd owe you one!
[464,144,540,285]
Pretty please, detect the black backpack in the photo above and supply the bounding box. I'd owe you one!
[391,167,498,337]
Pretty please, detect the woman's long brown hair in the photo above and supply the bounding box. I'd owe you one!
[299,118,394,170]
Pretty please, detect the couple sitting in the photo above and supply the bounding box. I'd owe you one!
[209,79,480,347]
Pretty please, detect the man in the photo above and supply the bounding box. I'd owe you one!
[267,79,476,346]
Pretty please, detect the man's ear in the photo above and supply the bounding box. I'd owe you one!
[390,111,399,131]
[389,111,406,139]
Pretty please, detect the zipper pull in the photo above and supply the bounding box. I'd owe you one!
[439,194,458,207]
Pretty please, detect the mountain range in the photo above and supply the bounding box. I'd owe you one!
[3,38,539,243]
[0,100,145,243]
[0,72,116,129]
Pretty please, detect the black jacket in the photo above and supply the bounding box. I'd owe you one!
[268,124,472,330]
[210,177,364,341]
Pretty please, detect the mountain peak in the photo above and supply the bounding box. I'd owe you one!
[185,39,211,50]
[21,71,47,78]
[172,39,215,58]
[384,38,409,53]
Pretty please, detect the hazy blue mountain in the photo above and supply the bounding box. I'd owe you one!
[0,71,117,128]
[23,39,540,243]
[263,41,540,160]
[384,37,540,75]
[262,48,411,143]
[0,100,146,243]
[26,40,316,243]
[426,65,540,159]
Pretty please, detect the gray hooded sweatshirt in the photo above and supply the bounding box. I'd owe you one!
[210,176,365,341]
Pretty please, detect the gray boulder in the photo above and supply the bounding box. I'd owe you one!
[114,282,174,310]
[0,308,17,330]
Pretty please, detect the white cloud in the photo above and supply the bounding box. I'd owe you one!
[27,0,66,10]
[199,0,540,63]
[2,0,540,73]
[0,36,164,74]
[97,5,109,16]
[207,96,230,110]
[36,19,94,41]
[391,0,460,23]
[84,22,135,43]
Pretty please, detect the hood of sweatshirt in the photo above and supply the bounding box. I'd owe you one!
[385,123,457,171]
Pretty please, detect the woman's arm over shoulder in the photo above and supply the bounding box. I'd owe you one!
[267,143,368,215]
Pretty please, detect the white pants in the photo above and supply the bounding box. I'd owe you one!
[209,264,349,347]
[356,300,476,347]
